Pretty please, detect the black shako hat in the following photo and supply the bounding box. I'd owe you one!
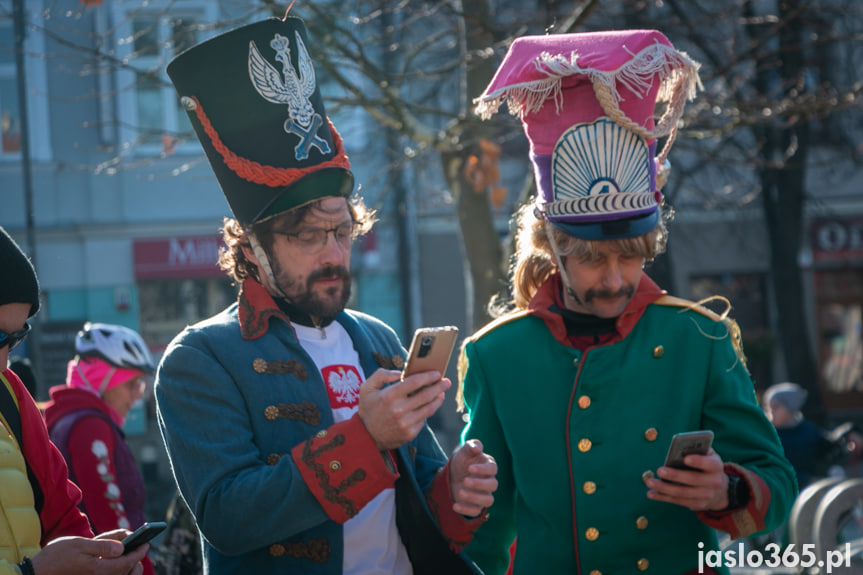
[167,16,354,226]
[0,227,40,318]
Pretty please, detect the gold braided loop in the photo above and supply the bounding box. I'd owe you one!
[591,75,689,166]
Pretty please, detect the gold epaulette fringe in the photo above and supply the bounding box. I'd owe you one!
[653,295,748,373]
[456,309,532,411]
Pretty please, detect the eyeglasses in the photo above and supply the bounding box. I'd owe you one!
[0,322,31,351]
[275,221,358,255]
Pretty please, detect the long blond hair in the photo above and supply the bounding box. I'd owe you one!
[490,203,669,316]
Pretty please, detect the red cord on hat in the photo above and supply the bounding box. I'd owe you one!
[190,96,351,188]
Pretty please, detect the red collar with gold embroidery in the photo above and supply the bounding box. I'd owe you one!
[237,278,290,340]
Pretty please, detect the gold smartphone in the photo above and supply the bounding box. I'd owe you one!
[402,326,459,378]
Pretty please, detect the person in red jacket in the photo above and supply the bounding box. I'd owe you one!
[44,322,157,575]
[0,225,147,575]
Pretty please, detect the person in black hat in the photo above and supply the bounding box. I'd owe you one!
[0,226,149,575]
[154,13,496,575]
[455,31,796,574]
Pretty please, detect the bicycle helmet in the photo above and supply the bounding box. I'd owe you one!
[75,322,156,374]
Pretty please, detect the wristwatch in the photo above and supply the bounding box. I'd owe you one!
[725,473,749,509]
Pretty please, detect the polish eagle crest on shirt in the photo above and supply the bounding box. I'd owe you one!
[324,365,362,408]
[248,32,331,160]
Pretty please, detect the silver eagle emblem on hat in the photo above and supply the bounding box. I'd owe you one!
[248,32,331,160]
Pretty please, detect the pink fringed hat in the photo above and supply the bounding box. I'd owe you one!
[475,30,701,240]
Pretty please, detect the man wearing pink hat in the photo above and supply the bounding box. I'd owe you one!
[457,30,797,574]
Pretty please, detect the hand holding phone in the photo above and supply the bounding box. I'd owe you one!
[663,430,714,474]
[401,326,459,379]
[122,521,167,554]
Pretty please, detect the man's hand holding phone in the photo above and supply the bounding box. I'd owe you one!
[358,369,450,451]
[358,326,458,450]
[645,430,731,511]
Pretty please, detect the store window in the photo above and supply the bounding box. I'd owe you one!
[812,217,863,410]
[0,0,50,161]
[816,269,863,405]
[0,17,21,154]
[109,1,217,154]
[134,235,237,354]
[139,277,237,352]
[690,273,772,389]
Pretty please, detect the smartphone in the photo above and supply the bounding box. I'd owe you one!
[402,326,459,379]
[663,430,714,471]
[122,521,167,554]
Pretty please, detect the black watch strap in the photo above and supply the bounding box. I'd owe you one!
[725,473,750,509]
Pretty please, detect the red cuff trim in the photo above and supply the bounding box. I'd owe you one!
[291,414,398,524]
[697,463,771,538]
[426,460,486,553]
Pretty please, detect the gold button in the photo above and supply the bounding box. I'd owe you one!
[578,395,591,409]
[589,571,602,575]
[269,543,285,556]
[329,460,341,472]
[636,516,648,530]
[583,481,597,495]
[642,470,655,484]
[638,558,649,570]
[578,439,592,452]
[573,358,580,367]
[585,527,599,541]
[264,405,279,420]
[316,429,328,438]
[266,453,281,466]
[644,428,658,441]
[653,345,664,358]
[253,358,268,373]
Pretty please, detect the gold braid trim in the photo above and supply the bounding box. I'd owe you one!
[252,358,309,380]
[269,538,330,562]
[300,434,367,518]
[372,352,405,371]
[263,402,320,426]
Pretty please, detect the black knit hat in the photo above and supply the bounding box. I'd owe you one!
[167,16,354,226]
[0,227,40,317]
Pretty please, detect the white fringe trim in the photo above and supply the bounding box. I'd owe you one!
[474,40,702,120]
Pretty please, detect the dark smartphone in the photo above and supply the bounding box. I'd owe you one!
[402,326,459,379]
[663,430,714,471]
[122,521,167,554]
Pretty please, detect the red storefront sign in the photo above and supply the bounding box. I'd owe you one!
[811,217,863,263]
[133,236,224,279]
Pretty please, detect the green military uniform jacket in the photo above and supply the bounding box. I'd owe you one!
[458,274,797,575]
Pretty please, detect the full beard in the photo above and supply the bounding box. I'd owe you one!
[279,265,352,322]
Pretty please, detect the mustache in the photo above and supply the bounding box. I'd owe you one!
[583,285,635,304]
[307,265,351,287]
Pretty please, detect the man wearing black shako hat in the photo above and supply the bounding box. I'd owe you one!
[154,13,497,575]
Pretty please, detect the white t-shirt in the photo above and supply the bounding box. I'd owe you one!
[294,322,413,575]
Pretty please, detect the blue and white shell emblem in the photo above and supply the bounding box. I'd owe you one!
[248,32,330,161]
[546,118,655,220]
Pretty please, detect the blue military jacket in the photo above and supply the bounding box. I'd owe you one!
[155,279,482,575]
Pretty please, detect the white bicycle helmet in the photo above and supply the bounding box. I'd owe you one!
[75,322,156,374]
